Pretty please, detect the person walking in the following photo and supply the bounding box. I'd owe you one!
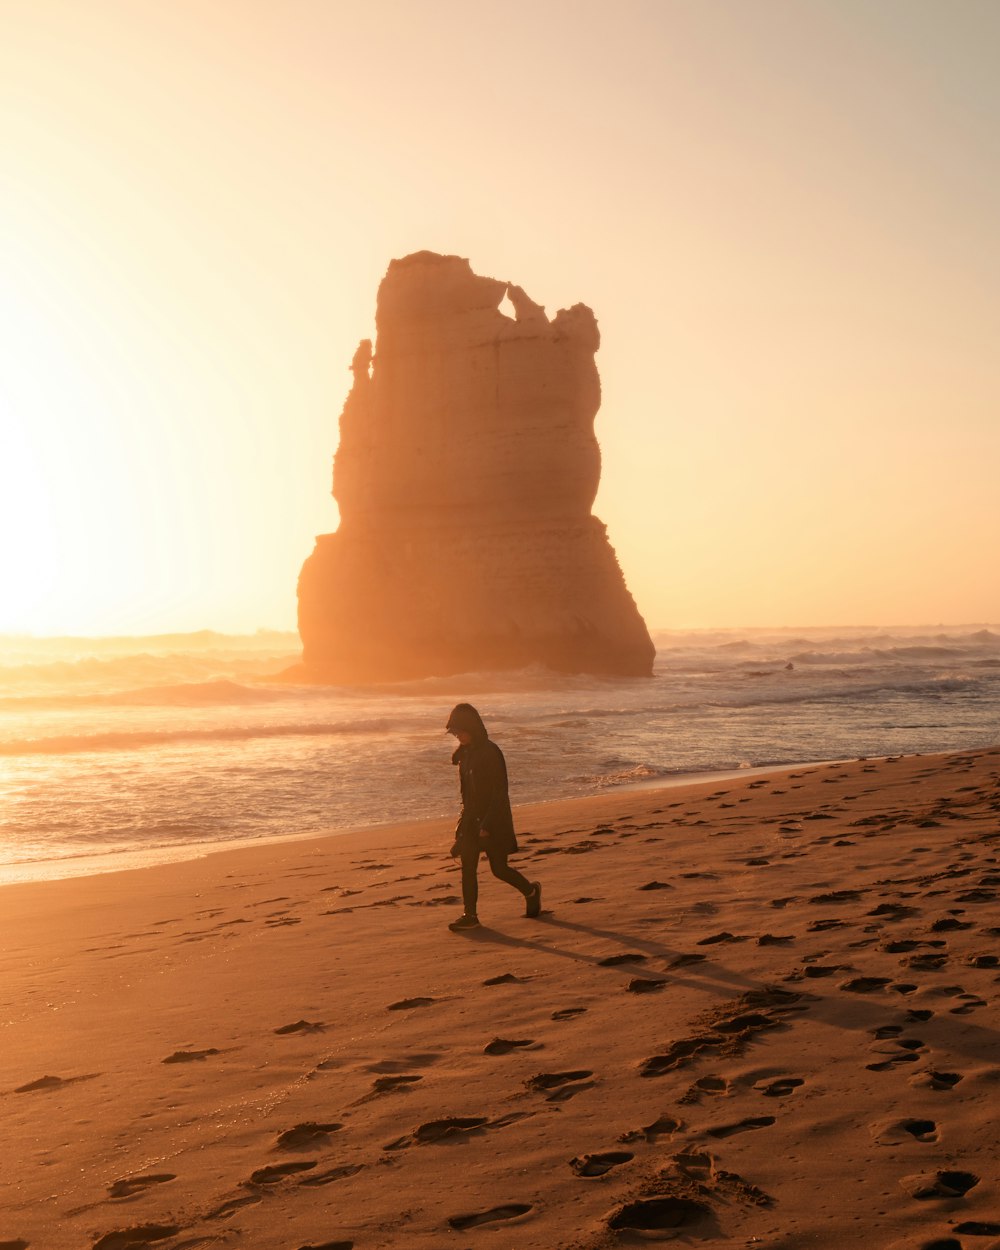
[445,702,541,931]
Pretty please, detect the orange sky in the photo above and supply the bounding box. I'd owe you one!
[1,0,998,635]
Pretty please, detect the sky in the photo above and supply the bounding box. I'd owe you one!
[1,0,998,636]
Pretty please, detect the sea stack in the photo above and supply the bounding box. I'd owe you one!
[296,251,655,681]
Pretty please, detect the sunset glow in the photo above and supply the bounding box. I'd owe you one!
[2,0,998,634]
[4,12,1000,1234]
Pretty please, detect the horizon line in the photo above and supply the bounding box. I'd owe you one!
[2,621,999,645]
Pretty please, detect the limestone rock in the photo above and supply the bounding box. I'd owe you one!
[296,251,654,681]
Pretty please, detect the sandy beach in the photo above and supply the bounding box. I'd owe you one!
[3,748,1000,1250]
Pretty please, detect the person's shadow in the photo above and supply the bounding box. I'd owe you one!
[464,912,761,1000]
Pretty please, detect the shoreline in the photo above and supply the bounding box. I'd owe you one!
[0,756,858,889]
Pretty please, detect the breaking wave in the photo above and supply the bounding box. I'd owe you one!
[0,717,397,757]
[0,679,304,712]
[2,624,997,882]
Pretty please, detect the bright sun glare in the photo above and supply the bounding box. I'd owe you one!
[1,274,66,632]
[0,250,148,636]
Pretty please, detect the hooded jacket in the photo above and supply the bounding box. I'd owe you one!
[448,705,517,854]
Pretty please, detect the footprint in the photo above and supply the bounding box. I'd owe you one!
[867,903,917,921]
[640,1035,720,1075]
[626,977,667,994]
[911,1069,964,1091]
[414,1117,489,1144]
[907,954,949,971]
[900,1125,940,1145]
[931,918,972,932]
[608,1197,712,1233]
[873,1118,938,1144]
[298,1165,363,1186]
[526,1070,593,1090]
[274,1020,324,1035]
[107,1174,176,1199]
[484,1038,535,1055]
[619,1115,682,1143]
[668,1146,771,1206]
[800,964,849,979]
[203,1196,261,1220]
[570,1151,633,1177]
[706,1115,775,1138]
[276,1123,343,1150]
[365,1075,422,1098]
[671,1149,715,1181]
[365,1053,443,1073]
[950,994,987,1015]
[92,1228,180,1250]
[679,1075,730,1103]
[900,1170,979,1199]
[840,977,891,993]
[387,998,436,1010]
[669,953,707,968]
[711,1011,781,1034]
[161,1049,220,1064]
[448,1205,532,1229]
[247,1161,316,1186]
[756,1077,804,1097]
[14,1073,100,1093]
[866,1037,924,1071]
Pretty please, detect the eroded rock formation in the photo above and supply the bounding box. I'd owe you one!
[296,251,654,681]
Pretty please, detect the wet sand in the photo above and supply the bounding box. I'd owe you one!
[2,747,999,1249]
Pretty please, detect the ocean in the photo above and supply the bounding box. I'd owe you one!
[1,625,997,884]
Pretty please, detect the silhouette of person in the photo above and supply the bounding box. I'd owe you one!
[445,703,541,931]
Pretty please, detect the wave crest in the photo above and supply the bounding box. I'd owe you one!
[0,717,396,757]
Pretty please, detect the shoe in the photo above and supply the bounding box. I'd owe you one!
[448,913,481,931]
[525,882,542,918]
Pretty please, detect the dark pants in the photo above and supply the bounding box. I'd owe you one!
[460,841,532,916]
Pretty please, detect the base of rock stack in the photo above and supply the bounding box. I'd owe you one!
[297,516,654,682]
